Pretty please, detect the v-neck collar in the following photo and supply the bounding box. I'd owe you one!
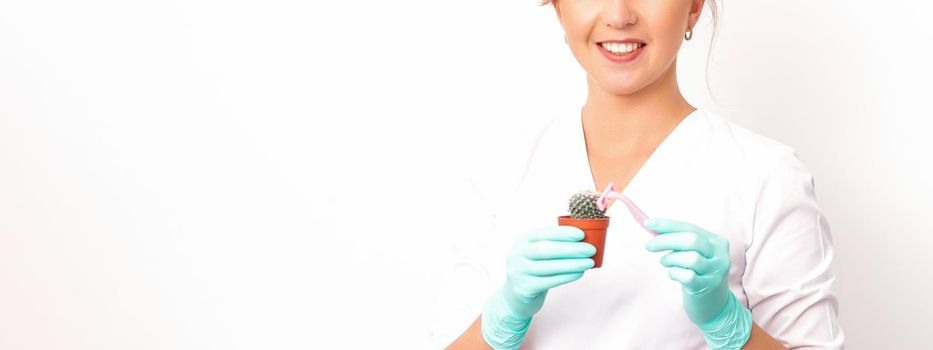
[568,106,702,211]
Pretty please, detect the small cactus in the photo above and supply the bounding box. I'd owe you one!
[569,190,607,219]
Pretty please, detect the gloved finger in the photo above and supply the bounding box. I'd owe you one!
[528,272,586,291]
[644,217,713,239]
[667,267,698,285]
[671,268,724,293]
[644,232,715,258]
[689,274,724,293]
[524,258,595,276]
[524,241,596,260]
[659,251,715,275]
[524,226,585,242]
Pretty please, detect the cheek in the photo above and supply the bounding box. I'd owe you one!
[561,5,599,39]
[565,26,596,55]
[647,19,687,58]
[652,35,683,60]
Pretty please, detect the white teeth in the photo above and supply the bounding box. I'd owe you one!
[601,42,643,54]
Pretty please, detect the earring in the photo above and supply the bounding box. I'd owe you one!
[684,28,693,41]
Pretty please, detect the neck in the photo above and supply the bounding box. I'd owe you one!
[581,62,695,157]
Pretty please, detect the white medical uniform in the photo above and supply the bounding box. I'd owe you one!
[426,106,844,349]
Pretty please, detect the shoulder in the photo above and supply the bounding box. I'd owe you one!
[691,109,811,182]
[467,110,564,217]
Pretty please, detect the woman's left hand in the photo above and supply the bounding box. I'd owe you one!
[643,217,732,325]
[643,217,753,349]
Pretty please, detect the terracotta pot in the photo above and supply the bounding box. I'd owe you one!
[557,215,610,268]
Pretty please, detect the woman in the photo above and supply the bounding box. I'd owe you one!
[441,0,844,348]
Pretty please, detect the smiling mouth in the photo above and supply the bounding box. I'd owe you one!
[598,42,646,55]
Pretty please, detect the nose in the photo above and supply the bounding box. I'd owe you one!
[602,0,637,30]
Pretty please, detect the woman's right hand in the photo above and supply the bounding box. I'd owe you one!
[501,225,598,318]
[481,226,597,349]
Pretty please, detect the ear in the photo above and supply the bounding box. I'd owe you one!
[688,0,705,28]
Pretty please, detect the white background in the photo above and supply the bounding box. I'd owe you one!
[1,1,931,348]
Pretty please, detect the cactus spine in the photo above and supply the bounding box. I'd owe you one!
[569,190,607,219]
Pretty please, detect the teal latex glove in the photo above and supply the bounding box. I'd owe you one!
[644,218,752,350]
[482,226,596,350]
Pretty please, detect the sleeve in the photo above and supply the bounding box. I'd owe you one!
[742,151,845,349]
[421,168,501,349]
[421,117,554,349]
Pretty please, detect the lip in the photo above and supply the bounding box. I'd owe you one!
[597,40,646,64]
[597,38,646,45]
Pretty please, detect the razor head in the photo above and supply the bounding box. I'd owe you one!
[596,182,616,211]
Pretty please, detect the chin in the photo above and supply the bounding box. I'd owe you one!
[597,78,647,96]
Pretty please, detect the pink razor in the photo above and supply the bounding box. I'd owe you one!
[597,182,655,234]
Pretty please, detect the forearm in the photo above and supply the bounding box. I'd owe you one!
[446,315,493,350]
[742,322,788,350]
